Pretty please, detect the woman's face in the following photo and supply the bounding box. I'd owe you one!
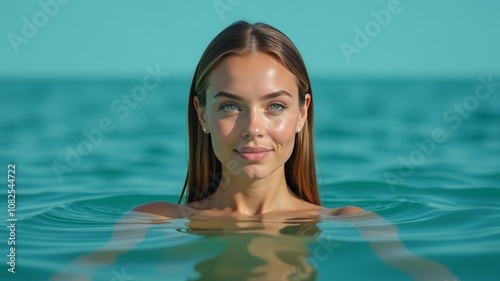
[194,52,310,181]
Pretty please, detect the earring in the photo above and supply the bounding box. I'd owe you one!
[296,128,301,133]
[202,128,207,133]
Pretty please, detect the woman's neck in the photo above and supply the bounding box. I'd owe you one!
[204,169,300,216]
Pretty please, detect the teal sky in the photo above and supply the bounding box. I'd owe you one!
[1,0,499,79]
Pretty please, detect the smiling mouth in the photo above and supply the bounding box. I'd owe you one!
[234,147,272,161]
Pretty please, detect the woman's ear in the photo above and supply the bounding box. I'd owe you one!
[297,93,311,130]
[193,96,209,133]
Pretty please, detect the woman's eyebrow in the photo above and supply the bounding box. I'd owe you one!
[213,90,293,100]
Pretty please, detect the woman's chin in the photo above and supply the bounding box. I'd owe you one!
[236,168,271,181]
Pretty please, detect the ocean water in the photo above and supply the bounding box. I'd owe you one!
[0,77,499,281]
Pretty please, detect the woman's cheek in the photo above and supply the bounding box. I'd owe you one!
[206,108,228,134]
[267,116,296,136]
[211,118,234,137]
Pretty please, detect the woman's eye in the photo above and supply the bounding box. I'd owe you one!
[220,104,238,111]
[269,102,286,111]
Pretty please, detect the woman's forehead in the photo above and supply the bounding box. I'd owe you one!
[207,53,299,96]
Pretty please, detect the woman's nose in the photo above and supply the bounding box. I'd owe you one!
[241,109,265,138]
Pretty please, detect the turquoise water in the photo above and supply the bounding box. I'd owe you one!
[1,78,499,281]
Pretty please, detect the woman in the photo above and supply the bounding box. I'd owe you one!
[136,20,360,218]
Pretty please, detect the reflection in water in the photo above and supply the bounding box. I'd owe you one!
[180,215,456,281]
[183,218,322,281]
[51,213,456,281]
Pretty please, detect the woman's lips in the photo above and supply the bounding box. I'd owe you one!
[235,147,271,161]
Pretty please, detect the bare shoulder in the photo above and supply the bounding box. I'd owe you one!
[326,206,367,216]
[132,201,186,219]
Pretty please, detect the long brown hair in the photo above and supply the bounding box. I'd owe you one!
[178,20,320,205]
